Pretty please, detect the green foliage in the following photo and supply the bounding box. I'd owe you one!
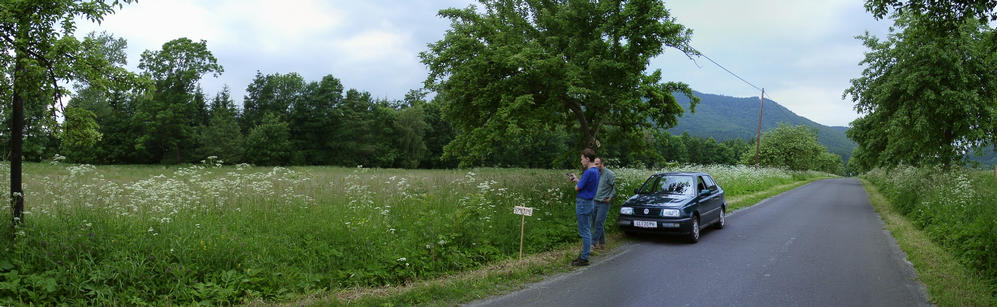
[287,75,341,165]
[245,114,291,165]
[197,89,244,164]
[0,162,826,305]
[135,37,222,164]
[241,71,305,131]
[739,124,844,174]
[864,166,997,292]
[844,14,997,168]
[421,0,699,166]
[59,107,102,150]
[394,106,429,169]
[864,0,997,27]
[63,32,148,164]
[667,91,857,162]
[600,129,750,169]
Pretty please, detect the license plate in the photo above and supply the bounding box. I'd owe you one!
[634,220,657,228]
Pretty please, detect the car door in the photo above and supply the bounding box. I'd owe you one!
[697,175,721,224]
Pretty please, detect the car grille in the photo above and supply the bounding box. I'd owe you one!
[634,208,660,217]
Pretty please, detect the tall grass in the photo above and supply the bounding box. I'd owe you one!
[0,161,827,305]
[863,166,997,295]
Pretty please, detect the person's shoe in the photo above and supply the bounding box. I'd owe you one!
[571,258,589,266]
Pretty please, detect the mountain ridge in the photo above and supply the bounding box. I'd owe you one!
[667,91,857,162]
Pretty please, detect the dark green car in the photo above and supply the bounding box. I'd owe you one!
[616,172,726,243]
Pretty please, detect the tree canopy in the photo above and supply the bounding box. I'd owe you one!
[420,0,699,167]
[739,124,844,174]
[1,0,135,224]
[843,14,997,169]
[865,0,997,27]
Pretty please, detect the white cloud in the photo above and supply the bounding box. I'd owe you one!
[73,0,889,127]
[771,85,858,127]
[333,29,412,63]
[667,0,854,48]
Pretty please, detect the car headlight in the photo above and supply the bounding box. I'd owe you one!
[620,207,633,215]
[660,209,680,217]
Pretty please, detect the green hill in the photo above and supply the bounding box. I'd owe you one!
[667,91,857,162]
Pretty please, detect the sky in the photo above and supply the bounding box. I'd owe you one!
[77,0,893,127]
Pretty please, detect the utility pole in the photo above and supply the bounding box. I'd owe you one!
[754,88,764,168]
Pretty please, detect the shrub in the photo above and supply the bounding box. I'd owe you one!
[864,166,997,292]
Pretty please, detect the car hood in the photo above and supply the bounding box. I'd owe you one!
[625,194,692,207]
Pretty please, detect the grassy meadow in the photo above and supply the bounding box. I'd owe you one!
[862,166,997,300]
[0,160,829,305]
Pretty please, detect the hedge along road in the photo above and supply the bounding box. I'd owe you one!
[468,178,931,307]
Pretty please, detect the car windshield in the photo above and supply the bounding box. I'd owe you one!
[637,175,695,196]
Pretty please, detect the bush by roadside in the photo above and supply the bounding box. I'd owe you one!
[863,166,997,295]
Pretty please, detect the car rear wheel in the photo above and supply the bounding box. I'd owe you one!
[687,216,700,243]
[715,206,726,229]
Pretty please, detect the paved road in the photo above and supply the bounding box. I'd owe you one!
[468,178,931,307]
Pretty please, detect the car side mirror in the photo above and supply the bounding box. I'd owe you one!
[634,188,640,194]
[699,189,710,196]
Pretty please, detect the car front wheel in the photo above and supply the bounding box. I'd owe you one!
[688,216,700,243]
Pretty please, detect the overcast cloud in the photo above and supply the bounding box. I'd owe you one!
[77,0,891,127]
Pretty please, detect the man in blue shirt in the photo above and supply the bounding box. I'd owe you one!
[569,148,600,266]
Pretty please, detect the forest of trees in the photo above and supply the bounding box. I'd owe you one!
[1,2,850,174]
[0,32,848,172]
[0,35,778,170]
[0,32,763,170]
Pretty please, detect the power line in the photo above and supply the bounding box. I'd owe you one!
[693,49,764,93]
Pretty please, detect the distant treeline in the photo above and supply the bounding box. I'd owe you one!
[0,64,759,169]
[0,35,836,171]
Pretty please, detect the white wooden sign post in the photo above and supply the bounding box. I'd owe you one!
[513,206,534,261]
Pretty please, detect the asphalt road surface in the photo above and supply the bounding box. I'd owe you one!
[468,178,931,307]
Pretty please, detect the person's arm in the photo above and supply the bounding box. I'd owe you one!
[606,171,616,201]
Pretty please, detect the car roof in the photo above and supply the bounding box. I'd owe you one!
[651,172,709,177]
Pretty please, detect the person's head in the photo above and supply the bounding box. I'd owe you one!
[580,148,596,167]
[594,157,604,171]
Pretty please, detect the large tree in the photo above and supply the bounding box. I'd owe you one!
[421,0,698,167]
[196,87,244,164]
[843,14,997,168]
[134,37,222,163]
[1,0,134,224]
[865,0,997,27]
[241,71,304,131]
[65,32,149,164]
[739,124,843,173]
[287,75,341,165]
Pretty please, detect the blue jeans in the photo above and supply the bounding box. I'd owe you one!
[575,198,594,260]
[592,200,610,246]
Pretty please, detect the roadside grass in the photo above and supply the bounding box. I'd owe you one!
[861,179,997,306]
[0,162,829,305]
[279,176,830,306]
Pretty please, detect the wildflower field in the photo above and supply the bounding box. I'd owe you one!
[0,161,827,305]
[863,167,997,294]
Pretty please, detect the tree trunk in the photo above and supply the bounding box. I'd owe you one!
[11,56,25,225]
[567,100,600,150]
